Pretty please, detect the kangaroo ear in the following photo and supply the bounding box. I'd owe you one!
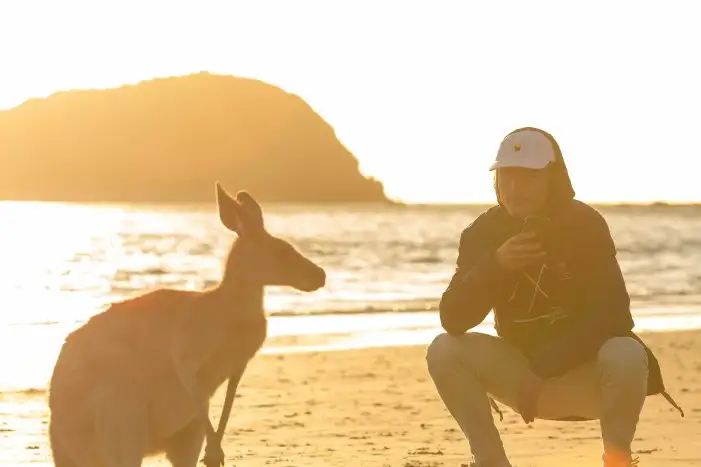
[235,191,264,231]
[215,182,245,235]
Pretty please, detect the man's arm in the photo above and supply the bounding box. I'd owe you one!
[527,210,634,379]
[439,218,515,335]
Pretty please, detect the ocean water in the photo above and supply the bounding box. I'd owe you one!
[1,201,701,393]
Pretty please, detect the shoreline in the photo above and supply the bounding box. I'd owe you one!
[2,306,701,394]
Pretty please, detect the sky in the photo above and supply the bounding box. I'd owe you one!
[0,0,699,203]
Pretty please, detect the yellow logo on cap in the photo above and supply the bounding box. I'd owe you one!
[514,143,521,151]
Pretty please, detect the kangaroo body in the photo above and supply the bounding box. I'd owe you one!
[47,185,325,467]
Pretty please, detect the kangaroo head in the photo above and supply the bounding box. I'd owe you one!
[215,182,326,292]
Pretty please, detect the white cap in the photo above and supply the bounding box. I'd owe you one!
[489,129,556,171]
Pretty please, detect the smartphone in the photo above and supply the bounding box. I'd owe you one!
[522,215,551,238]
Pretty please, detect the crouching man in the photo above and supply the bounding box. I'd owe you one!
[426,127,683,467]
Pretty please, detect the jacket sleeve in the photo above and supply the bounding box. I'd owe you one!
[528,210,634,379]
[439,220,515,335]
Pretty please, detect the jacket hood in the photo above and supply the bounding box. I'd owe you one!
[494,127,576,214]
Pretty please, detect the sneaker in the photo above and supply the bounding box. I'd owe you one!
[461,460,513,467]
[603,453,640,466]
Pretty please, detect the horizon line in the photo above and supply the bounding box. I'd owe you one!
[2,199,701,208]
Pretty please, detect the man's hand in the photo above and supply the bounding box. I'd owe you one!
[516,372,543,424]
[495,232,546,271]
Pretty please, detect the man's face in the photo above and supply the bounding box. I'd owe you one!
[497,166,550,219]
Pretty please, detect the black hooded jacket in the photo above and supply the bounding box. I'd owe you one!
[439,127,683,419]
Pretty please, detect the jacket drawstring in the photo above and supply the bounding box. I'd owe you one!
[662,391,685,417]
[489,397,503,421]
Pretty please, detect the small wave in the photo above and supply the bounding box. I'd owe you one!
[268,301,439,317]
[267,301,701,319]
[4,320,61,327]
[114,267,170,279]
[407,256,442,264]
[0,387,45,397]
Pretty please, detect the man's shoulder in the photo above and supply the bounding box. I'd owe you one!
[561,199,610,229]
[560,200,616,250]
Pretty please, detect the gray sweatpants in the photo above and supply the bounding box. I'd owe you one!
[426,332,649,466]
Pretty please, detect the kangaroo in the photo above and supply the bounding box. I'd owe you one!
[47,183,327,467]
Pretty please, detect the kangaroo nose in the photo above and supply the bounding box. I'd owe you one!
[315,267,326,288]
[299,265,326,292]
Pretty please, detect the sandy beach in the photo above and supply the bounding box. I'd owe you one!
[2,329,698,467]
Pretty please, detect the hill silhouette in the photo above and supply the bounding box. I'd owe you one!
[0,72,389,203]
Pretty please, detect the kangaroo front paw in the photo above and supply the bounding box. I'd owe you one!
[201,442,226,467]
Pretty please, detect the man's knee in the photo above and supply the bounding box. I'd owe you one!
[426,332,486,378]
[426,333,457,376]
[597,337,649,381]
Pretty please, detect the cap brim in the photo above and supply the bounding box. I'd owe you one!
[488,159,551,171]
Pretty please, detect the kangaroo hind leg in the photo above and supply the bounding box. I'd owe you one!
[49,399,99,467]
[49,433,82,467]
[164,418,206,467]
[93,381,148,467]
